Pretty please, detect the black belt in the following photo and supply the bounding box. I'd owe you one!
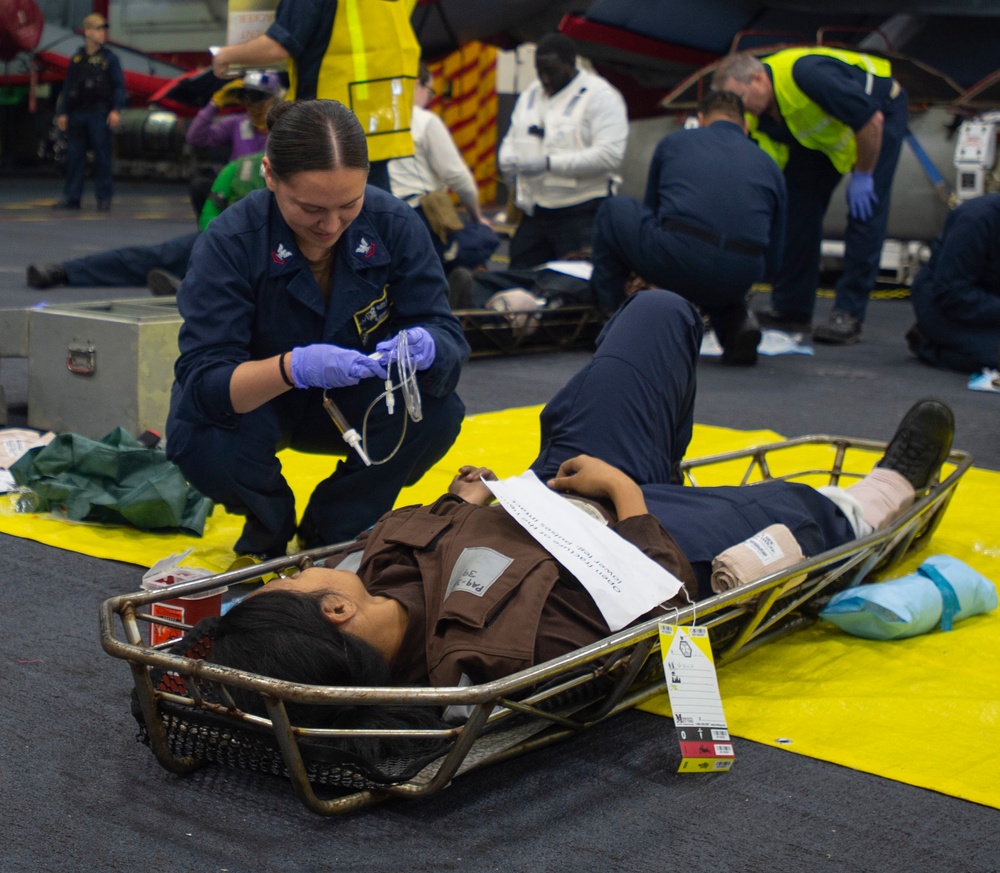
[662,218,765,257]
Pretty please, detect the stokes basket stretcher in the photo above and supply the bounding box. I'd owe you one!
[100,434,971,816]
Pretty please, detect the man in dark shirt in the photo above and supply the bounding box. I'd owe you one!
[589,90,786,365]
[907,193,1000,373]
[713,49,908,345]
[53,13,126,212]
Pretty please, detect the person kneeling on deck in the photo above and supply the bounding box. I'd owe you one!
[165,99,469,561]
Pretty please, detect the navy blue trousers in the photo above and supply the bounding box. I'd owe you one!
[530,289,855,595]
[167,381,465,554]
[63,231,198,287]
[368,160,391,193]
[910,290,1000,372]
[771,91,909,323]
[590,196,767,315]
[63,109,115,205]
[509,198,605,269]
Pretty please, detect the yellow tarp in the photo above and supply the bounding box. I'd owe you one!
[3,411,998,807]
[637,463,1000,811]
[0,406,545,573]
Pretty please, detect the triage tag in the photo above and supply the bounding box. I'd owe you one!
[659,623,735,773]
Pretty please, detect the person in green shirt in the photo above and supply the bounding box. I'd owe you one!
[197,151,267,231]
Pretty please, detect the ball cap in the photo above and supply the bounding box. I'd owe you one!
[241,70,282,95]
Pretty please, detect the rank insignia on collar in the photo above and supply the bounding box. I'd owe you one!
[355,237,375,259]
[271,242,293,264]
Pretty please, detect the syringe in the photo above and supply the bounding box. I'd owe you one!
[322,395,372,466]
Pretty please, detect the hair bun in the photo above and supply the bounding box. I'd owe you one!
[266,99,294,131]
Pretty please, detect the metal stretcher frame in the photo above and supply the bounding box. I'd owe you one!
[453,304,605,356]
[99,436,972,816]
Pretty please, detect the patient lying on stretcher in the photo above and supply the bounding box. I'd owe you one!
[193,291,956,741]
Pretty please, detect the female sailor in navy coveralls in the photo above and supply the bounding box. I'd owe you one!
[166,100,469,558]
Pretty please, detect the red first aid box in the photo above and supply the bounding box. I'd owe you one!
[141,574,228,646]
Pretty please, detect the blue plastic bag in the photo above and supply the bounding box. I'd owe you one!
[819,555,997,640]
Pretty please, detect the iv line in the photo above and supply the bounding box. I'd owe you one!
[321,328,424,467]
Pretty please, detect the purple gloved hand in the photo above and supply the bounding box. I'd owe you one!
[846,171,877,221]
[289,343,386,389]
[375,327,436,371]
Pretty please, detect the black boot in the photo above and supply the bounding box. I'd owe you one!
[713,307,761,366]
[876,398,955,489]
[814,309,863,344]
[26,263,68,289]
[755,305,812,335]
[234,514,289,560]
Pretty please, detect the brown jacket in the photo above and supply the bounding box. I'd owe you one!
[357,494,697,687]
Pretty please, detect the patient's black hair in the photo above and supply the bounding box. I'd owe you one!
[206,589,446,764]
[213,589,385,696]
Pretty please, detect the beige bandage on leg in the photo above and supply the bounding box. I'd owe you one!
[710,523,805,594]
[847,467,916,530]
[821,468,916,538]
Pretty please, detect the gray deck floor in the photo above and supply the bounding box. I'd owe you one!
[2,175,998,872]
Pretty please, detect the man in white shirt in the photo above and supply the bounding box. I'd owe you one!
[498,33,629,269]
[389,64,499,273]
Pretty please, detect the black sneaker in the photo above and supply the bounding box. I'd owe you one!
[26,263,68,289]
[97,200,111,212]
[147,268,182,296]
[876,398,955,489]
[716,309,761,366]
[814,309,862,344]
[52,199,80,210]
[755,305,812,335]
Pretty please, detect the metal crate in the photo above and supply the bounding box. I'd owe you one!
[100,435,972,816]
[28,297,181,439]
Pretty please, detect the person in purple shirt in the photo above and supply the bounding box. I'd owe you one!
[185,70,280,216]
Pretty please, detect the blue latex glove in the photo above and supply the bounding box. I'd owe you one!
[375,327,436,371]
[846,171,877,221]
[289,343,386,389]
[517,154,548,177]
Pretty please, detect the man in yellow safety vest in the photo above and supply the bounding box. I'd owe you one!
[210,0,420,191]
[714,47,909,345]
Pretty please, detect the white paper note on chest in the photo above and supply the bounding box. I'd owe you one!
[485,472,685,631]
